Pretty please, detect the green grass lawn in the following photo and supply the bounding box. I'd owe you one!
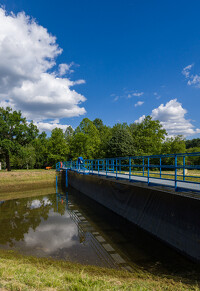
[0,250,199,291]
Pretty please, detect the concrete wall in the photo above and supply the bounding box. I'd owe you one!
[66,170,200,262]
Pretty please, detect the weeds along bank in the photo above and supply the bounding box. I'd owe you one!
[0,249,199,291]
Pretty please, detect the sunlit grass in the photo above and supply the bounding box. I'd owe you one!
[0,249,199,290]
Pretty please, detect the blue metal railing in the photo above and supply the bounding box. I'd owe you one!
[56,152,200,192]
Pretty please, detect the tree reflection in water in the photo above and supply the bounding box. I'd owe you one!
[0,194,66,246]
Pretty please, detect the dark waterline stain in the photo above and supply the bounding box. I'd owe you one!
[0,186,200,278]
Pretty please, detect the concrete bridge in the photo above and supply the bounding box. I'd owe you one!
[57,152,200,262]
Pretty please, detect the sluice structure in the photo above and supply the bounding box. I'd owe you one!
[56,153,200,262]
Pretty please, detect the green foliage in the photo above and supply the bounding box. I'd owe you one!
[186,138,200,149]
[11,145,36,169]
[161,136,186,166]
[70,118,101,159]
[162,136,186,155]
[65,126,74,142]
[106,123,134,157]
[93,118,104,131]
[0,107,38,170]
[0,108,196,168]
[93,119,112,158]
[187,147,200,165]
[131,116,167,155]
[31,132,48,168]
[47,128,69,166]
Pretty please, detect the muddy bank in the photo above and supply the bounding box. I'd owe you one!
[0,185,55,201]
[0,181,55,194]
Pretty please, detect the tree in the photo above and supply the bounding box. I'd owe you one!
[130,116,167,155]
[105,124,134,157]
[32,132,48,168]
[0,107,38,170]
[47,128,69,166]
[69,132,88,159]
[93,119,112,158]
[71,118,101,159]
[11,145,36,169]
[162,136,186,155]
[161,136,186,166]
[186,138,200,149]
[186,147,200,165]
[65,126,74,142]
[93,118,104,131]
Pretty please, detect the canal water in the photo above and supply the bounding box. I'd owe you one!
[0,186,199,277]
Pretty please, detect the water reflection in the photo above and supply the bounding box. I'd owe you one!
[0,187,200,275]
[0,191,130,269]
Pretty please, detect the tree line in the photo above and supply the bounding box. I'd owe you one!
[0,107,199,170]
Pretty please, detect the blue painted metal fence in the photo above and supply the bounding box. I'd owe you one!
[56,152,200,192]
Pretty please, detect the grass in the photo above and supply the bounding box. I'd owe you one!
[0,169,56,196]
[109,169,200,183]
[0,249,199,290]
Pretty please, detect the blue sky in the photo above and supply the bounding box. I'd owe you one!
[0,0,200,138]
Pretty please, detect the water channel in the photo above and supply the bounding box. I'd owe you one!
[0,185,199,278]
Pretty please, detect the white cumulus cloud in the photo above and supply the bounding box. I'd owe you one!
[134,101,144,107]
[34,120,70,132]
[135,99,200,137]
[132,92,144,97]
[135,114,145,123]
[0,7,86,126]
[182,64,200,87]
[58,63,74,76]
[112,89,144,101]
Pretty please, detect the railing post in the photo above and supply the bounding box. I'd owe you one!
[66,170,68,187]
[183,156,185,181]
[119,159,121,174]
[160,158,162,179]
[98,160,99,175]
[175,154,177,191]
[113,159,114,173]
[129,157,131,181]
[148,157,150,185]
[56,175,58,193]
[116,158,118,179]
[143,158,144,177]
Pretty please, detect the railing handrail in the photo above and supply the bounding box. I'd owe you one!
[56,152,200,192]
[83,152,200,162]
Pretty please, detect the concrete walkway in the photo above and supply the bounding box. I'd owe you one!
[63,168,200,193]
